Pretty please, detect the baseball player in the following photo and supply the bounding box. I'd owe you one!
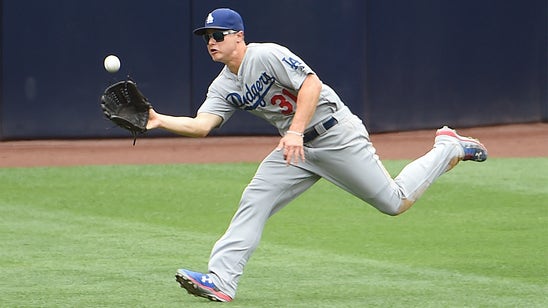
[145,8,488,302]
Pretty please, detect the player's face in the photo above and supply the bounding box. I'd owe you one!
[203,30,240,63]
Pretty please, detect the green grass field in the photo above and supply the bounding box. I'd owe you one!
[1,158,546,307]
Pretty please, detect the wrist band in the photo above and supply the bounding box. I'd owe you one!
[286,130,304,137]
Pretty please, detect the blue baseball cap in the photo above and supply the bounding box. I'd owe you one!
[193,8,245,35]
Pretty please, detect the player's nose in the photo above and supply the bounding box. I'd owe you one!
[206,36,217,45]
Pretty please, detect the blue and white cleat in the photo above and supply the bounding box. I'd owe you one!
[175,269,232,302]
[435,126,488,162]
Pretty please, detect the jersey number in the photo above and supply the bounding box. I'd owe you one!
[271,89,297,115]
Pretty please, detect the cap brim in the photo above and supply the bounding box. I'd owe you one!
[193,26,231,35]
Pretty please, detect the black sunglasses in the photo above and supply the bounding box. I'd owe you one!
[202,30,238,43]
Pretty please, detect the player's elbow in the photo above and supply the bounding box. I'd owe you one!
[182,124,211,138]
[191,128,210,138]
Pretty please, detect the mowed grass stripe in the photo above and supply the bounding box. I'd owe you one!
[0,158,546,307]
[2,200,546,307]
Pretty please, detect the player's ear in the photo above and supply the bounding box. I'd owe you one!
[236,31,245,42]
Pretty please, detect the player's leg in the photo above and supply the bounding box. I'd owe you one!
[307,114,469,215]
[200,150,320,299]
[389,126,487,213]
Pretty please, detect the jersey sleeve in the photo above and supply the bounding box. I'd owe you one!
[196,84,237,127]
[260,44,315,91]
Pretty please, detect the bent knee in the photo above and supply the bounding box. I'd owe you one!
[377,199,415,216]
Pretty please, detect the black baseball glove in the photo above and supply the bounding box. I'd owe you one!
[100,79,152,145]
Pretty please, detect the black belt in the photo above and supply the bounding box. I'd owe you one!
[303,116,338,143]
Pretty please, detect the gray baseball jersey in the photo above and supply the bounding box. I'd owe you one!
[197,43,464,299]
[198,43,345,135]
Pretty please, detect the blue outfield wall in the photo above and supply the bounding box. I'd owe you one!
[365,0,547,132]
[1,0,193,139]
[0,0,546,140]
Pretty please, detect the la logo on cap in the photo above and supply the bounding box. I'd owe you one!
[206,13,214,24]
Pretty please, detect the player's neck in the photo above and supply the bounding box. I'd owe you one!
[226,43,247,74]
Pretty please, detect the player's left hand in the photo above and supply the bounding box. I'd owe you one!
[276,133,305,165]
[100,79,152,145]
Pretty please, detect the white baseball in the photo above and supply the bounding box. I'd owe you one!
[104,55,121,73]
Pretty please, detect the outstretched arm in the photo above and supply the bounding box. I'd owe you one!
[146,109,223,138]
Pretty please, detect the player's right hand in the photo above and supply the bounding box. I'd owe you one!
[276,134,305,165]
